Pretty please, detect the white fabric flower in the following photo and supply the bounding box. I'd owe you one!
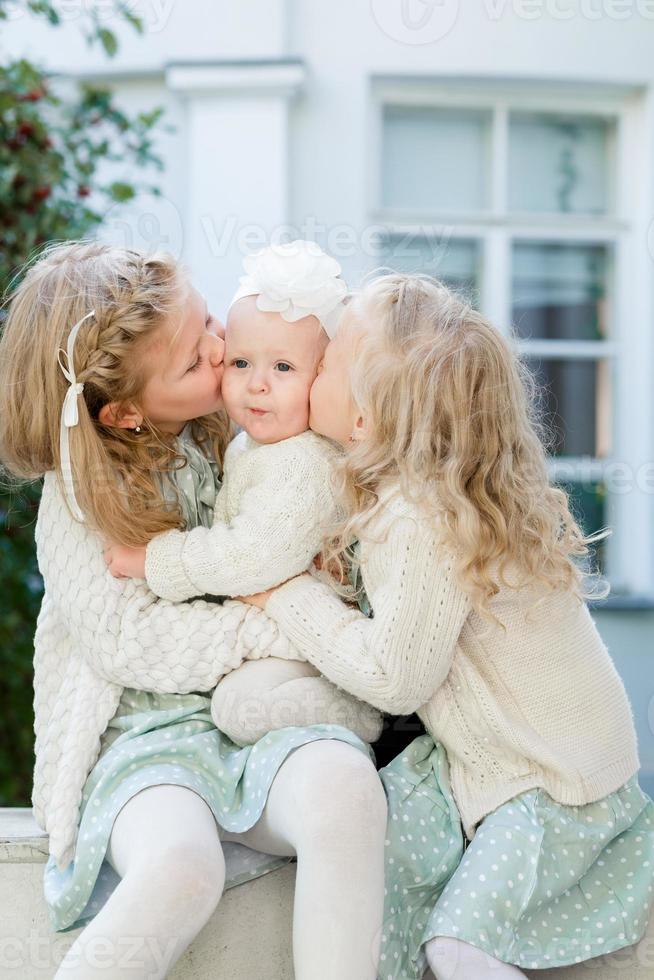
[230,240,348,338]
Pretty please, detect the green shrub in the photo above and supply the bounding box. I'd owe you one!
[0,0,163,805]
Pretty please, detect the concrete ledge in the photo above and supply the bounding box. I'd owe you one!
[1,808,295,979]
[1,809,652,979]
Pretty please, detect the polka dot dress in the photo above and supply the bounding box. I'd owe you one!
[42,428,371,932]
[378,734,654,979]
[44,689,372,932]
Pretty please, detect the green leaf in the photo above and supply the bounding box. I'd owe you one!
[138,107,165,128]
[120,7,144,33]
[27,1,60,25]
[98,28,118,57]
[108,181,135,202]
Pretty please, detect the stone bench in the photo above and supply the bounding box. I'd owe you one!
[1,809,652,979]
[0,809,295,978]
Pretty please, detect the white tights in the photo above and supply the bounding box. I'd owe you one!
[425,936,528,979]
[53,740,387,980]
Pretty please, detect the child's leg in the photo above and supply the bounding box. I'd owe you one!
[425,936,528,979]
[224,739,387,980]
[53,785,225,979]
[211,657,383,745]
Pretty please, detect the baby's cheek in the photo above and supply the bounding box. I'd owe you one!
[309,375,325,414]
[219,369,239,409]
[220,361,232,394]
[282,379,309,425]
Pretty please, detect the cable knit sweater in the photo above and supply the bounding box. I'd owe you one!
[33,472,297,871]
[145,430,343,602]
[265,483,641,840]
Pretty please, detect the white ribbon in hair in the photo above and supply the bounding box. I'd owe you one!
[57,310,96,522]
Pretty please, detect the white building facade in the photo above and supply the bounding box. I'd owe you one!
[5,0,654,791]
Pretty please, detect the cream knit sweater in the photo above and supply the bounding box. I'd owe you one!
[145,430,343,602]
[265,483,640,840]
[33,472,297,870]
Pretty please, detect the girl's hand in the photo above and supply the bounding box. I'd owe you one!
[236,573,306,609]
[103,542,147,580]
[235,589,275,610]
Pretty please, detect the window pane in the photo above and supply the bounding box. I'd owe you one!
[558,480,608,574]
[376,234,480,303]
[512,243,609,342]
[524,357,611,458]
[509,112,611,215]
[382,106,490,212]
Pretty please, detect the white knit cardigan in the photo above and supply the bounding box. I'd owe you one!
[33,472,295,871]
[145,430,344,601]
[265,483,641,839]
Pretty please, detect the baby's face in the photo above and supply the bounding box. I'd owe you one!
[221,296,328,444]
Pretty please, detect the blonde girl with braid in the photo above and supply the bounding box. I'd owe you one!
[0,240,387,980]
[239,273,654,980]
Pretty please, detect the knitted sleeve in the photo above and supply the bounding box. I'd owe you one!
[36,474,292,693]
[144,437,339,602]
[265,506,471,715]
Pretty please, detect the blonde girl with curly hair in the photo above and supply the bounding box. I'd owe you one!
[240,273,654,980]
[0,240,387,980]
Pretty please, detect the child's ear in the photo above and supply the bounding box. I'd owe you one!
[98,402,143,431]
[351,415,367,442]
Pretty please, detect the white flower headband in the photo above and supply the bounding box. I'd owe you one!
[57,309,96,522]
[229,240,348,338]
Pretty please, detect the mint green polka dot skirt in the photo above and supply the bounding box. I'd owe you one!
[379,734,654,979]
[43,689,372,933]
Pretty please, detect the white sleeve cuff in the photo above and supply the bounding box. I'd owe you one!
[145,530,201,601]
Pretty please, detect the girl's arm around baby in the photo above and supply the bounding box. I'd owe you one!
[37,473,290,693]
[261,508,471,716]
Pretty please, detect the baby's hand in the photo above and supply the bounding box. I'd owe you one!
[103,542,147,580]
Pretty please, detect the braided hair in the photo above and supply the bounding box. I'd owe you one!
[0,240,232,545]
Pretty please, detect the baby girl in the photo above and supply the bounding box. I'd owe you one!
[106,240,381,746]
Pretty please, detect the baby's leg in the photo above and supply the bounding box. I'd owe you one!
[53,785,225,979]
[225,739,387,980]
[211,657,383,745]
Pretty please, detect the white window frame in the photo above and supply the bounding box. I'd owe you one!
[369,78,654,598]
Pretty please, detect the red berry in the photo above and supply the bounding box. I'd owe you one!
[77,185,91,198]
[33,186,51,202]
[18,122,34,138]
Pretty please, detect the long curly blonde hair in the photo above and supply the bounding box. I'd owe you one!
[0,240,232,546]
[323,273,609,625]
